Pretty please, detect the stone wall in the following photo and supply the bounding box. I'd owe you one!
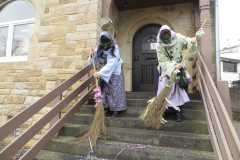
[230,86,240,110]
[230,86,240,120]
[0,0,102,148]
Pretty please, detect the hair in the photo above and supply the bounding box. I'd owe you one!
[160,29,171,39]
[100,35,110,44]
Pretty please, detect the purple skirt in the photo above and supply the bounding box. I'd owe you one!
[102,70,127,111]
[157,75,190,113]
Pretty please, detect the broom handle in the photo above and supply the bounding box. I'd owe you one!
[88,33,99,88]
[180,18,207,64]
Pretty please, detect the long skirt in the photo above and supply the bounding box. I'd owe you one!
[101,70,127,111]
[156,70,190,113]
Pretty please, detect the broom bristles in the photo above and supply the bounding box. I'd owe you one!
[74,102,106,146]
[140,74,177,129]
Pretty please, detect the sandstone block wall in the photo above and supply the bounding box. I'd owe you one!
[0,0,102,148]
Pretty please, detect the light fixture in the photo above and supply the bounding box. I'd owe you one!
[124,2,127,7]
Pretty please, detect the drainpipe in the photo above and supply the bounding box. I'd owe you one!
[215,0,220,81]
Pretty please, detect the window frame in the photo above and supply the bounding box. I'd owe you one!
[222,61,237,72]
[0,0,35,63]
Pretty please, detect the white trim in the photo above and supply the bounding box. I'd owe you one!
[0,18,35,63]
[0,56,28,62]
[0,18,35,27]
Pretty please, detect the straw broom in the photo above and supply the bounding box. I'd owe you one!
[140,19,207,130]
[76,33,106,146]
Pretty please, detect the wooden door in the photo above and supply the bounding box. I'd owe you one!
[132,24,161,92]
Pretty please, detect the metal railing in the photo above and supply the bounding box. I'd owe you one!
[0,64,94,160]
[192,51,240,160]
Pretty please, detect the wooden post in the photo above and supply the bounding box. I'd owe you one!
[81,63,90,104]
[217,81,233,122]
[199,0,212,75]
[49,81,62,137]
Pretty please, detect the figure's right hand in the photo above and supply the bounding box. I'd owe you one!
[175,63,183,69]
[90,49,94,57]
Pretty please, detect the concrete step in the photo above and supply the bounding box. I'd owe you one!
[79,106,206,121]
[34,150,108,160]
[43,136,215,160]
[88,99,203,110]
[68,114,209,134]
[125,92,201,101]
[59,123,213,152]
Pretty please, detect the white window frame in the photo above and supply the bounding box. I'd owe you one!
[0,18,35,63]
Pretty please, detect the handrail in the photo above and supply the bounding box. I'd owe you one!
[0,64,94,159]
[198,78,222,160]
[193,51,240,159]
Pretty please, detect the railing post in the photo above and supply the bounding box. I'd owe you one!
[49,81,62,137]
[199,0,212,74]
[217,81,233,122]
[81,63,90,104]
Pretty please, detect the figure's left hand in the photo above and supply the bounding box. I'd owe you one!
[93,72,100,79]
[191,37,196,44]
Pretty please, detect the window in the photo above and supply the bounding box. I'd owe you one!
[223,62,237,72]
[0,1,35,62]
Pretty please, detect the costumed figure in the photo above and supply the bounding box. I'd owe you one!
[88,31,127,117]
[156,25,197,122]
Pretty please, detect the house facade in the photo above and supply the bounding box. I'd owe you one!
[0,0,216,148]
[220,45,240,87]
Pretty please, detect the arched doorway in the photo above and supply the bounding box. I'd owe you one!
[132,24,161,92]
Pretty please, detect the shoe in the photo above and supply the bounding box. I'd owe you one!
[175,112,182,122]
[112,111,119,117]
[104,108,110,117]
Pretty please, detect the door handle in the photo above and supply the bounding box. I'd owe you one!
[134,55,139,61]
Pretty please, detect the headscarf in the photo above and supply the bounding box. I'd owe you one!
[157,25,175,45]
[96,31,117,56]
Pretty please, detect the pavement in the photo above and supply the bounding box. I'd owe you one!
[233,120,240,139]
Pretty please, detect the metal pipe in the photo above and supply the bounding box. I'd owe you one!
[215,0,221,81]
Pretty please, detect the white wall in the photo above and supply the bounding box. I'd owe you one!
[221,61,240,87]
[220,52,240,60]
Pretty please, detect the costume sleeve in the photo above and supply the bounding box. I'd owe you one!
[88,51,98,65]
[178,33,197,54]
[156,43,177,77]
[98,48,119,83]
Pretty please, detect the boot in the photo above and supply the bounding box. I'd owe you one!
[104,108,110,117]
[175,111,182,122]
[112,111,119,117]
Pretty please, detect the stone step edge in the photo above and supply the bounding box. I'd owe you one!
[73,113,207,123]
[34,149,105,160]
[45,137,215,160]
[88,98,202,102]
[80,105,204,111]
[62,123,211,140]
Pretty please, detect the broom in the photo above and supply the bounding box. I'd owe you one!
[140,19,207,129]
[76,33,106,146]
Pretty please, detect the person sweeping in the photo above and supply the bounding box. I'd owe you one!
[140,24,202,129]
[155,25,197,122]
[89,31,127,117]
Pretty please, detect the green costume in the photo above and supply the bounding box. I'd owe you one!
[156,33,197,78]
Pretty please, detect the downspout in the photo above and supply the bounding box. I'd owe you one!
[215,0,221,81]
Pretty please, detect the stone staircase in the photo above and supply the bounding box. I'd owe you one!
[34,92,215,160]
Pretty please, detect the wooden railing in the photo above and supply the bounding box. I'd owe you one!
[0,65,94,160]
[192,51,240,160]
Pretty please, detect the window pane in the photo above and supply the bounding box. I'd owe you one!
[223,62,237,72]
[0,1,35,23]
[12,24,34,57]
[0,27,8,57]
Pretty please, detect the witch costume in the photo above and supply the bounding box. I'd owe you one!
[88,31,127,117]
[156,25,197,121]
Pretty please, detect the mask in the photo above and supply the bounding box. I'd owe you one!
[102,41,110,46]
[162,34,171,44]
